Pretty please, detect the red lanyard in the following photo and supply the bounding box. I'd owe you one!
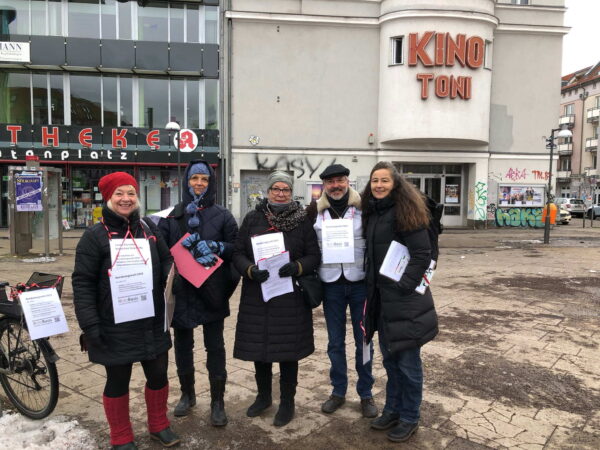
[102,218,150,276]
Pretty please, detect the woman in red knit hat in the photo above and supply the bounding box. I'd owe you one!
[72,172,180,449]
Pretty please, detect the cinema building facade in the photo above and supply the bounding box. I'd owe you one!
[225,0,568,226]
[0,0,220,228]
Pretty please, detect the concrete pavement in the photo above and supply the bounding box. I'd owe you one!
[0,221,598,449]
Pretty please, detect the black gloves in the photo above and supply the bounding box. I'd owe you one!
[81,325,108,352]
[249,265,270,283]
[278,262,299,278]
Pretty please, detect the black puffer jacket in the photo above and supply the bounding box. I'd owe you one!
[72,206,173,366]
[233,200,320,362]
[363,196,438,354]
[157,160,239,328]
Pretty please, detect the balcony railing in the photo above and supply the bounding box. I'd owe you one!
[559,114,576,127]
[586,137,598,152]
[556,171,572,181]
[557,143,573,155]
[587,107,600,123]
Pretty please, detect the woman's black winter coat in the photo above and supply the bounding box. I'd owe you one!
[157,160,239,329]
[72,206,173,366]
[232,202,320,362]
[363,196,438,355]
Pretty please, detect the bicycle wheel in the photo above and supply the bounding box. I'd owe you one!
[0,317,59,419]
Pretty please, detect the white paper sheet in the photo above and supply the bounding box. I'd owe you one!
[321,219,355,264]
[251,232,285,264]
[19,288,69,340]
[415,260,436,295]
[362,338,371,365]
[257,251,294,302]
[109,238,155,324]
[164,263,176,331]
[379,240,411,282]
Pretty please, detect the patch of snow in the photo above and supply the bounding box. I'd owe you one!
[0,412,97,449]
[20,257,56,263]
[590,270,597,273]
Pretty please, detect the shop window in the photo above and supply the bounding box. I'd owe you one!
[100,0,117,40]
[186,3,200,43]
[205,6,218,44]
[170,78,185,125]
[402,164,443,174]
[0,71,31,124]
[390,36,403,65]
[31,1,47,35]
[444,206,460,216]
[48,0,63,36]
[205,79,219,130]
[170,3,185,43]
[120,76,133,126]
[70,73,101,126]
[32,73,49,125]
[187,79,200,128]
[445,177,461,207]
[445,165,462,174]
[137,1,168,42]
[68,0,100,39]
[118,0,132,40]
[0,1,29,35]
[102,75,118,127]
[139,77,168,128]
[50,73,64,124]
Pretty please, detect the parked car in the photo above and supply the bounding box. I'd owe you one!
[554,198,586,217]
[586,204,600,219]
[558,208,571,225]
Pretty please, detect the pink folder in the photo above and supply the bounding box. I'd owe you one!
[170,233,223,288]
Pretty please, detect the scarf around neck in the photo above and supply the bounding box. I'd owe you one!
[260,199,307,232]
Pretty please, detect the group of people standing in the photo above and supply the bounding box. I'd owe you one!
[72,159,438,450]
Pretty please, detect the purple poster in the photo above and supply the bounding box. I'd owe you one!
[15,172,43,212]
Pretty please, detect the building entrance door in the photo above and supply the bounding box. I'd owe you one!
[405,176,442,203]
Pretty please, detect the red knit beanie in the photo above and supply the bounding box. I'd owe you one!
[98,172,139,202]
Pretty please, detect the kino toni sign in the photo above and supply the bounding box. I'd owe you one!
[408,32,485,100]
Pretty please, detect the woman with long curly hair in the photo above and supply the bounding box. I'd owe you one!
[361,161,438,443]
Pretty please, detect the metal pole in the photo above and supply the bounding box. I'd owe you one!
[176,130,182,203]
[543,129,556,244]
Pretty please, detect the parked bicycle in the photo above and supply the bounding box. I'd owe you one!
[0,273,63,419]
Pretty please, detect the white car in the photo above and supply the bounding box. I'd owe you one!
[558,208,571,225]
[554,198,586,217]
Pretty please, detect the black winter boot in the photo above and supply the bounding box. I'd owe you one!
[273,382,296,427]
[209,376,228,426]
[246,370,272,417]
[173,372,196,417]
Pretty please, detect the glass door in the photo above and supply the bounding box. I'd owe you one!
[423,177,442,203]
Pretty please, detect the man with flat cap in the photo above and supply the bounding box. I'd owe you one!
[312,164,377,418]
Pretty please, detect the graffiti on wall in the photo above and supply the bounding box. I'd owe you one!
[474,181,487,221]
[487,203,497,221]
[254,154,337,179]
[505,168,528,181]
[495,207,544,228]
[531,170,550,181]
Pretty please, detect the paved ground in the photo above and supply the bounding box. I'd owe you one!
[0,220,599,449]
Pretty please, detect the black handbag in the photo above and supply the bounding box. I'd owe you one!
[297,272,323,308]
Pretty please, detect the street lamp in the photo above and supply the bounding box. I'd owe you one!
[165,122,182,202]
[543,127,573,244]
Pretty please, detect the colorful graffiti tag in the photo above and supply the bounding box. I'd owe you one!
[495,207,544,228]
[474,181,487,221]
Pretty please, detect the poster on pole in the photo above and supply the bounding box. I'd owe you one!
[15,172,43,212]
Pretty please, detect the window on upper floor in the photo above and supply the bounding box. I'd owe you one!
[510,0,529,5]
[562,136,573,144]
[390,36,404,65]
[564,103,574,115]
[484,40,493,69]
[596,96,600,108]
[560,158,571,171]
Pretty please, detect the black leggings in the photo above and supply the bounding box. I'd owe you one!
[254,361,298,384]
[104,351,169,398]
[173,320,226,378]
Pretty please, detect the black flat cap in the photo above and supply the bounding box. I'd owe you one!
[319,164,350,180]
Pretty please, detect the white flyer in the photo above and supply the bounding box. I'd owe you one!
[251,232,285,264]
[164,263,176,332]
[379,240,411,282]
[19,288,69,340]
[257,251,294,302]
[109,238,155,324]
[415,260,436,295]
[321,219,355,264]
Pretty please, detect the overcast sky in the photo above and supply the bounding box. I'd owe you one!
[562,0,600,75]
